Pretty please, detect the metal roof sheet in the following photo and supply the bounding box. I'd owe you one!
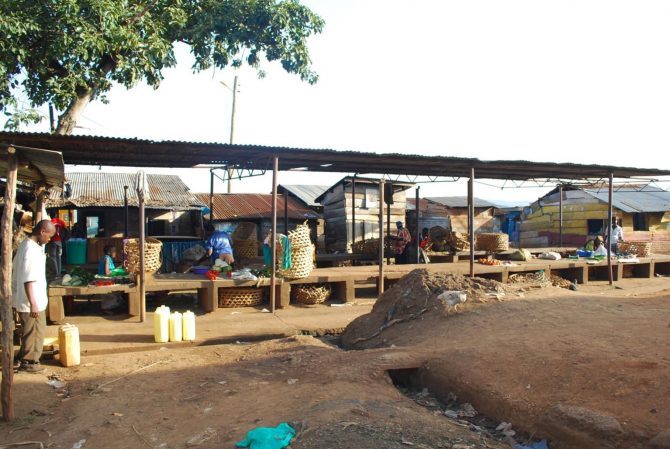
[582,186,670,213]
[314,176,415,203]
[425,196,497,208]
[1,145,64,187]
[196,193,321,221]
[49,172,204,210]
[278,184,329,208]
[4,132,669,180]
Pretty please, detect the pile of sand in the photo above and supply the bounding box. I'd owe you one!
[341,269,504,348]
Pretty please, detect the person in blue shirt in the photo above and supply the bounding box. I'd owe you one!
[205,223,235,265]
[98,245,117,276]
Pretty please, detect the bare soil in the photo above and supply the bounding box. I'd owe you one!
[342,269,670,449]
[2,270,669,449]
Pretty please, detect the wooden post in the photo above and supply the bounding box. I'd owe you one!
[284,193,289,234]
[386,184,391,265]
[34,186,46,222]
[378,178,385,295]
[415,186,420,264]
[209,169,214,222]
[270,155,279,313]
[1,147,18,421]
[137,172,147,322]
[123,185,129,238]
[469,167,475,277]
[227,75,238,194]
[351,176,356,251]
[559,184,564,247]
[607,172,614,285]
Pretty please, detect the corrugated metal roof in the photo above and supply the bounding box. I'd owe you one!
[314,176,415,203]
[278,184,329,208]
[425,196,497,208]
[7,132,669,181]
[0,146,64,187]
[582,186,670,213]
[196,193,321,221]
[49,172,204,210]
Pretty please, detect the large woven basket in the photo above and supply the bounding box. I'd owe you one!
[124,238,163,274]
[273,223,315,280]
[232,222,259,259]
[292,283,331,305]
[475,233,510,252]
[219,287,264,308]
[351,238,394,255]
[618,241,652,257]
[448,232,470,252]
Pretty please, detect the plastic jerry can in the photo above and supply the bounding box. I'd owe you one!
[182,310,196,341]
[169,311,183,342]
[58,324,81,367]
[154,305,170,343]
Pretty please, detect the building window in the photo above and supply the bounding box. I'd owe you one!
[632,213,648,231]
[587,219,606,235]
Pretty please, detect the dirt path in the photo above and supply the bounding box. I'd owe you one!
[343,274,670,449]
[0,337,509,449]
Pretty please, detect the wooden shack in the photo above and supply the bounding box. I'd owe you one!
[315,176,414,252]
[413,196,497,233]
[520,184,670,252]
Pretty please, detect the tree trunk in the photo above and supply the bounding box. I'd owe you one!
[55,87,95,135]
[1,147,18,422]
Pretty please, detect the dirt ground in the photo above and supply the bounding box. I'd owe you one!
[1,273,669,449]
[342,270,670,449]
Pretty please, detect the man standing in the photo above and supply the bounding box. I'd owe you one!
[609,217,624,255]
[47,215,67,277]
[12,219,55,373]
[391,221,412,264]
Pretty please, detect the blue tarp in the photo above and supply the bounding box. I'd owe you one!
[236,423,296,449]
[515,440,549,449]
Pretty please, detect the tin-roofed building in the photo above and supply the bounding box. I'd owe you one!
[520,184,670,252]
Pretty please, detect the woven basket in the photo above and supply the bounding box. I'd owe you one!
[475,233,510,252]
[219,287,264,308]
[124,238,163,274]
[351,238,394,255]
[279,244,315,279]
[618,241,652,257]
[448,232,471,252]
[287,222,312,249]
[293,283,331,305]
[232,222,258,259]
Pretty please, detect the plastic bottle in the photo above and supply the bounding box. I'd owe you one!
[182,310,196,341]
[169,311,183,342]
[153,305,170,343]
[58,323,81,367]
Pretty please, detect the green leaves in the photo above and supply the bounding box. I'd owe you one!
[0,0,323,132]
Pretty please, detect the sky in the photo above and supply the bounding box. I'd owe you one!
[8,0,670,206]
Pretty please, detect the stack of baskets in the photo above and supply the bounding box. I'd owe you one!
[351,238,394,256]
[124,238,163,274]
[292,283,331,305]
[618,241,652,257]
[231,221,259,260]
[219,287,264,308]
[447,232,471,252]
[278,223,315,280]
[475,233,510,252]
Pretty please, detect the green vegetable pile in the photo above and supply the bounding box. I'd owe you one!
[62,267,95,286]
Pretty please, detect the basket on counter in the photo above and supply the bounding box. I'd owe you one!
[219,287,264,308]
[292,283,331,306]
[448,232,470,252]
[351,238,394,256]
[618,241,652,257]
[475,233,510,252]
[232,222,259,259]
[124,238,163,274]
[274,223,315,280]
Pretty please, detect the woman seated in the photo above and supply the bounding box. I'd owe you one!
[98,245,117,276]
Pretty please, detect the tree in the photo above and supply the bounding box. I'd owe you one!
[0,0,324,135]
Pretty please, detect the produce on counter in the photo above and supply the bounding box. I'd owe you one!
[205,270,219,281]
[478,258,501,266]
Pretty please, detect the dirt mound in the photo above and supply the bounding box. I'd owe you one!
[341,269,505,349]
